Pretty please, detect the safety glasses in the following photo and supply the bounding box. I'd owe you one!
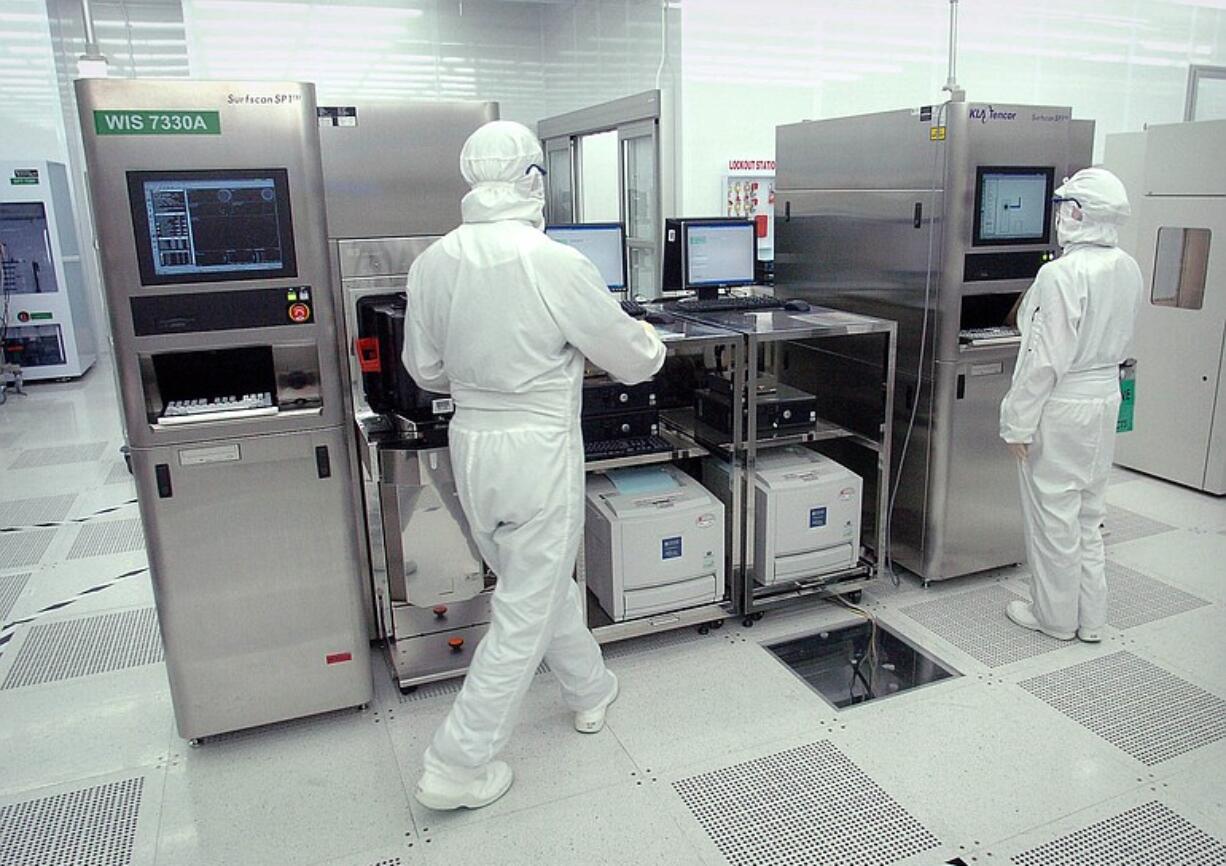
[1051,195,1082,209]
[525,163,548,178]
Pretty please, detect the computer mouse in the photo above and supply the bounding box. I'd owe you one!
[782,299,811,312]
[645,312,675,326]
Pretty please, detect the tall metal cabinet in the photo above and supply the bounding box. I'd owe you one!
[774,101,1094,582]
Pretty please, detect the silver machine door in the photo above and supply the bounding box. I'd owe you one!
[937,350,1027,577]
[133,427,370,740]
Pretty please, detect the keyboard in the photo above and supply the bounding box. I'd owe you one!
[162,392,277,425]
[584,435,674,461]
[670,295,784,313]
[620,300,647,318]
[960,326,1022,345]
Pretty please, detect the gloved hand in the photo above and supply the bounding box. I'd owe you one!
[640,320,658,336]
[1006,442,1029,461]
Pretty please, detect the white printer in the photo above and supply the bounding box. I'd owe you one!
[705,447,861,586]
[584,465,725,622]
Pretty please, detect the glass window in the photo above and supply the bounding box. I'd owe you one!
[0,203,60,295]
[545,144,574,225]
[1152,227,1210,310]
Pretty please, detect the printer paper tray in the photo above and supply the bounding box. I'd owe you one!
[761,543,856,585]
[622,573,719,620]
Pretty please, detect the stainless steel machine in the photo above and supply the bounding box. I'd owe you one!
[1106,120,1226,495]
[1,160,97,380]
[775,101,1094,582]
[76,80,372,740]
[318,100,500,689]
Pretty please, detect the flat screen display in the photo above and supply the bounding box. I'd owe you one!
[973,166,1055,246]
[684,220,756,288]
[127,169,297,285]
[545,223,626,290]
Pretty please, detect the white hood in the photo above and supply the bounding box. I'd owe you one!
[1054,167,1131,249]
[459,120,546,229]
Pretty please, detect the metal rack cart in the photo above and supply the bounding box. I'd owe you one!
[579,318,745,643]
[670,306,896,625]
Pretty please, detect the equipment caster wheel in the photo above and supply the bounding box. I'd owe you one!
[189,738,203,748]
[355,702,369,712]
[846,591,863,604]
[711,619,724,630]
[698,625,710,635]
[399,684,418,696]
[742,617,755,628]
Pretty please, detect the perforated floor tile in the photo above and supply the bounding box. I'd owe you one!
[602,627,712,661]
[7,442,108,470]
[1104,504,1177,546]
[397,661,550,704]
[67,519,145,560]
[1011,800,1226,865]
[0,573,30,621]
[899,583,1071,668]
[0,776,144,866]
[1018,651,1226,766]
[0,529,57,572]
[673,740,940,866]
[2,607,163,690]
[1106,560,1211,630]
[0,495,77,529]
[104,462,133,485]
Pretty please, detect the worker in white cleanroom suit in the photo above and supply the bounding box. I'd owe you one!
[1000,167,1143,643]
[401,120,666,811]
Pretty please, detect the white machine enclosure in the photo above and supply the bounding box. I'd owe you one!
[584,465,725,622]
[0,161,97,380]
[705,447,862,586]
[1106,120,1226,495]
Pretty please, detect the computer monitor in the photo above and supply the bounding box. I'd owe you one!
[973,166,1055,246]
[127,168,298,286]
[683,219,757,299]
[545,223,626,290]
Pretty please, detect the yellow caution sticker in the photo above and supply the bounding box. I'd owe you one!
[930,126,947,141]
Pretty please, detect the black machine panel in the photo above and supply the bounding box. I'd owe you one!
[126,168,298,286]
[963,250,1055,283]
[130,287,315,335]
[355,294,453,425]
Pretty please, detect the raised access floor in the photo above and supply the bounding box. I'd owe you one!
[1,358,1225,865]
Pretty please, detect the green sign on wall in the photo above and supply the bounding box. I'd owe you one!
[93,110,221,136]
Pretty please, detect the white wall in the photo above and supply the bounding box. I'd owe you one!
[677,0,1226,216]
[0,1,67,163]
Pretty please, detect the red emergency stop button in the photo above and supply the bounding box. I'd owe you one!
[433,605,448,617]
[447,636,464,652]
[288,302,311,323]
[17,311,30,323]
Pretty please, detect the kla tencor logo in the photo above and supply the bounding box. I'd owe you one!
[969,105,1018,124]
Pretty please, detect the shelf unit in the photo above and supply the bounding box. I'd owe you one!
[579,318,745,645]
[668,306,897,621]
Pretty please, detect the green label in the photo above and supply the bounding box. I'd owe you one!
[93,110,221,136]
[29,312,54,321]
[10,177,38,185]
[1117,378,1135,433]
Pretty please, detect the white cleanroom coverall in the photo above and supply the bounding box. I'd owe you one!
[401,120,666,782]
[1000,168,1143,636]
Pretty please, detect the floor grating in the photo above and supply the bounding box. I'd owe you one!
[66,519,145,560]
[397,660,550,704]
[602,627,711,661]
[1106,561,1210,630]
[0,494,77,529]
[1011,800,1226,865]
[104,462,133,485]
[0,529,57,572]
[7,442,109,470]
[0,572,30,621]
[1104,505,1177,546]
[1018,651,1226,766]
[0,776,144,866]
[899,583,1073,668]
[673,740,940,866]
[1,607,163,690]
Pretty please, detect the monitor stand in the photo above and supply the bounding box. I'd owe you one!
[696,285,721,302]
